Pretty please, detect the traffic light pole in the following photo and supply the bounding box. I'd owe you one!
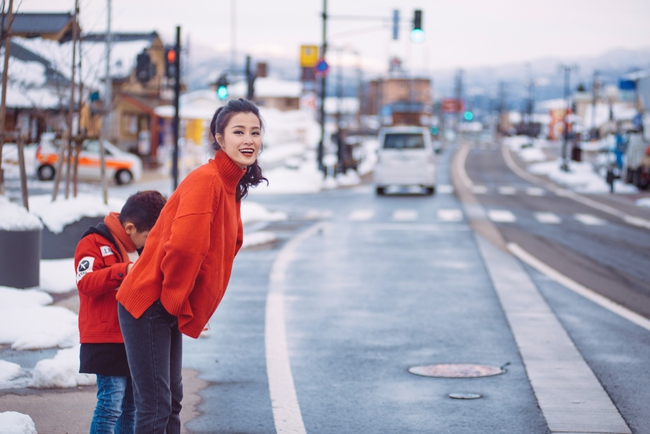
[317,0,327,174]
[172,26,181,190]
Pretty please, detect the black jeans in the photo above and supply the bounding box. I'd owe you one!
[118,300,183,434]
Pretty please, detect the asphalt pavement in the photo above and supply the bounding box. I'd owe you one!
[2,139,650,433]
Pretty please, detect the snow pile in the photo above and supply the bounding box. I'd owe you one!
[241,201,287,224]
[40,258,76,294]
[0,412,37,434]
[528,159,636,194]
[31,345,95,388]
[0,360,31,389]
[242,231,277,249]
[637,198,650,208]
[29,194,124,233]
[0,196,43,231]
[0,287,77,351]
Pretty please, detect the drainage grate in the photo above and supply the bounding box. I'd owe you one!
[449,393,482,400]
[408,363,506,378]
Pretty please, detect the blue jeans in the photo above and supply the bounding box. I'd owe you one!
[90,375,135,434]
[118,301,183,434]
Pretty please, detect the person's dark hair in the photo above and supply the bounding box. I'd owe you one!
[210,98,268,201]
[119,190,167,232]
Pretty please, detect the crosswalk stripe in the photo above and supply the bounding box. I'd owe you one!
[392,209,418,221]
[487,209,517,223]
[471,185,488,194]
[526,187,545,196]
[498,186,517,195]
[348,209,375,221]
[574,213,607,226]
[437,209,464,222]
[437,184,454,194]
[535,212,561,224]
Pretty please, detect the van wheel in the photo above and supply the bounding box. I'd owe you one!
[425,187,435,195]
[376,187,385,195]
[115,170,133,185]
[37,164,55,181]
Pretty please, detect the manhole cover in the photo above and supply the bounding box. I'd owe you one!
[449,393,482,400]
[408,364,505,378]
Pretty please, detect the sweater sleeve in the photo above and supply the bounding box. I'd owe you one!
[159,185,217,316]
[234,205,243,256]
[75,235,130,298]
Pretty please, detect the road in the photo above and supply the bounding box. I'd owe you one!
[179,142,650,433]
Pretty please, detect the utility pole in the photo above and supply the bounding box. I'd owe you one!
[0,0,14,196]
[317,0,327,173]
[591,70,599,139]
[172,26,181,190]
[454,69,463,134]
[559,64,577,171]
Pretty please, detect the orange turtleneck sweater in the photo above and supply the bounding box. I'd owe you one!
[117,151,246,338]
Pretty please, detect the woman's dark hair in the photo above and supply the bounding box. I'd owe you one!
[210,98,268,201]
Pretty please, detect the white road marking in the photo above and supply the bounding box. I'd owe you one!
[487,209,517,223]
[392,209,418,221]
[535,212,562,224]
[348,209,375,221]
[437,184,454,194]
[471,185,488,194]
[498,186,517,195]
[437,209,464,222]
[526,187,545,196]
[266,223,325,434]
[508,242,650,332]
[574,213,607,226]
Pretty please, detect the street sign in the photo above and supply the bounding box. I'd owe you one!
[314,58,329,77]
[442,98,463,113]
[300,45,319,68]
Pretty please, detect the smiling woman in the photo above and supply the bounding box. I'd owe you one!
[116,98,268,432]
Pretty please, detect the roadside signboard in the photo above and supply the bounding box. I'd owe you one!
[442,98,463,113]
[314,58,329,77]
[300,45,319,68]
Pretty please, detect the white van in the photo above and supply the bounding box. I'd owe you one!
[374,126,436,195]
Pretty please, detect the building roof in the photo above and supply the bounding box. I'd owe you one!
[0,13,77,42]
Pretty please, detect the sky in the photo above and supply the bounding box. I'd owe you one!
[14,0,650,74]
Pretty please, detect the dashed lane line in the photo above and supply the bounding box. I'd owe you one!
[348,209,375,221]
[534,212,562,224]
[574,213,607,226]
[487,209,517,223]
[392,209,418,221]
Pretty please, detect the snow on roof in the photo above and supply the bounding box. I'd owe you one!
[0,56,63,109]
[15,37,152,89]
[155,89,224,120]
[229,77,302,99]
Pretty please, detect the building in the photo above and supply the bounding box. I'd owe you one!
[364,77,432,116]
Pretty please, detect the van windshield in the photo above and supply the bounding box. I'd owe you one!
[383,133,425,149]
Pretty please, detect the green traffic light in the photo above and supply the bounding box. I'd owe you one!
[464,111,474,121]
[217,86,228,100]
[410,28,425,43]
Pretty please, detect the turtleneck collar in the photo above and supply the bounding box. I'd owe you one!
[104,212,137,257]
[212,150,247,194]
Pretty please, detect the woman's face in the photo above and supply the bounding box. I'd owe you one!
[216,112,262,169]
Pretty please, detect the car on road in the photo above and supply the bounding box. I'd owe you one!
[374,126,436,195]
[35,134,143,185]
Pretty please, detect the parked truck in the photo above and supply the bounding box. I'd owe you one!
[624,132,650,190]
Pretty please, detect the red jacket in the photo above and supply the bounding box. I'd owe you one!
[117,151,245,339]
[75,216,135,343]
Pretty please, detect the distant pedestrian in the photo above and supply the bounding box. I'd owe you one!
[74,190,167,434]
[117,98,267,433]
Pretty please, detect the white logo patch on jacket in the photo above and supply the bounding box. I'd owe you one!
[100,246,114,257]
[76,256,95,283]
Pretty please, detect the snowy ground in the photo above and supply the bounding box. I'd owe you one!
[0,131,647,431]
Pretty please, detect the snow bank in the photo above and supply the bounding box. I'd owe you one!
[0,196,43,231]
[242,231,277,249]
[0,360,31,389]
[31,345,95,388]
[0,287,77,350]
[528,159,637,194]
[39,258,76,294]
[637,198,650,208]
[0,412,37,434]
[241,201,287,225]
[29,194,124,234]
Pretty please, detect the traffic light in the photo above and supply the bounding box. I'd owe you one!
[136,51,151,83]
[430,126,439,136]
[464,110,474,121]
[216,74,229,100]
[392,10,399,40]
[410,10,425,43]
[165,47,178,78]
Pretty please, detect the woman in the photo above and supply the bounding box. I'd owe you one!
[117,98,267,433]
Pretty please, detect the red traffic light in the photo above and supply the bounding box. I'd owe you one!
[166,49,177,63]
